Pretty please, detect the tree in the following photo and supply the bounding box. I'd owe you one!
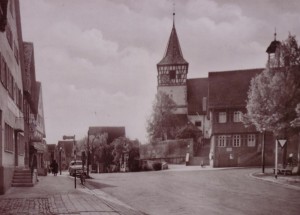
[245,34,300,169]
[147,91,180,142]
[111,137,140,172]
[176,123,203,155]
[245,34,300,137]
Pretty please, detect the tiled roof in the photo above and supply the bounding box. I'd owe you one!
[187,78,208,115]
[208,68,264,109]
[157,24,188,66]
[88,126,126,144]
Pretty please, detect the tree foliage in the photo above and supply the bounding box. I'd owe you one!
[111,137,140,171]
[245,34,300,138]
[147,91,180,141]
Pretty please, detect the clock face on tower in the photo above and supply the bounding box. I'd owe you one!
[161,74,169,83]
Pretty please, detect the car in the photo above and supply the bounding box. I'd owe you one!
[68,160,86,176]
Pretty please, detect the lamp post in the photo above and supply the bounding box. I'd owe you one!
[59,147,62,175]
[262,128,266,173]
[87,132,90,178]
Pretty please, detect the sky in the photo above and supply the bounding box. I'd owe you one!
[19,0,300,144]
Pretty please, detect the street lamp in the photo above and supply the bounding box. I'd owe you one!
[262,128,266,173]
[59,147,62,175]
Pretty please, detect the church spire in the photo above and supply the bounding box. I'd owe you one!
[157,12,188,66]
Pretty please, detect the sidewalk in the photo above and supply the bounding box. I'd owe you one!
[0,172,145,215]
[250,168,300,191]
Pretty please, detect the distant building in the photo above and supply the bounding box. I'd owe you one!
[56,140,76,170]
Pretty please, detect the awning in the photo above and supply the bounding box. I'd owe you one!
[32,142,46,153]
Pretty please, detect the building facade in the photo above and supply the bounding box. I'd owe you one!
[0,0,25,194]
[0,0,46,194]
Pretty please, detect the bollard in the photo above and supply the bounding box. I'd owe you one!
[75,169,77,189]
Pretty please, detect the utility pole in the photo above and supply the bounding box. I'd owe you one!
[262,128,266,173]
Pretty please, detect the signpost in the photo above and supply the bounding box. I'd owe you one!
[274,139,287,179]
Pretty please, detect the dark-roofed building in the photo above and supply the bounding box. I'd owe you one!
[208,69,275,167]
[88,126,126,144]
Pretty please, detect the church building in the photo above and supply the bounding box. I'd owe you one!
[155,13,284,167]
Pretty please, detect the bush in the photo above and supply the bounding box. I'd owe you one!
[152,162,162,171]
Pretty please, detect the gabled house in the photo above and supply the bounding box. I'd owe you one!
[207,69,275,167]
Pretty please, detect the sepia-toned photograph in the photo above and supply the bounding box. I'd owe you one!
[0,0,299,214]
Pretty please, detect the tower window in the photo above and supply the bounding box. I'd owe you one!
[169,70,176,79]
[195,121,202,127]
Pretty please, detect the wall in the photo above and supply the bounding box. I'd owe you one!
[140,139,193,164]
[158,85,187,114]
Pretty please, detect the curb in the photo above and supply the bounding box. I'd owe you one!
[249,172,300,191]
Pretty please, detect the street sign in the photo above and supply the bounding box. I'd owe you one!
[277,139,287,147]
[63,135,75,140]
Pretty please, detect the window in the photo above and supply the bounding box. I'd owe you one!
[232,135,241,147]
[6,24,13,48]
[18,133,24,155]
[0,54,7,87]
[217,135,227,147]
[247,134,256,147]
[169,70,176,80]
[218,112,227,123]
[5,123,14,152]
[233,111,242,122]
[195,121,202,127]
[14,42,19,64]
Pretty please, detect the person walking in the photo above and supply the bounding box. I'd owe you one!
[50,160,59,176]
[30,149,38,182]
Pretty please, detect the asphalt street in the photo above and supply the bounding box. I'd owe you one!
[86,166,300,215]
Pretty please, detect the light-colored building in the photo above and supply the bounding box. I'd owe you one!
[0,0,25,194]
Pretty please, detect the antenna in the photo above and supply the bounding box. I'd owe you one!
[274,27,277,40]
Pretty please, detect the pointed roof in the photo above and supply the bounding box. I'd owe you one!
[158,22,188,66]
[266,32,281,54]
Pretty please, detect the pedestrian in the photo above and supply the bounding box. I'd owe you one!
[287,153,294,166]
[30,149,39,182]
[50,160,58,176]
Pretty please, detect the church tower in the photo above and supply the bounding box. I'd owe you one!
[157,13,188,114]
[266,31,281,68]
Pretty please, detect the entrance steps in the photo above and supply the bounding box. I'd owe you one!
[11,169,33,187]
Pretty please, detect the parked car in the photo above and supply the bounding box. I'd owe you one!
[68,160,86,176]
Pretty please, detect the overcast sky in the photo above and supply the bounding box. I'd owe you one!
[19,0,300,144]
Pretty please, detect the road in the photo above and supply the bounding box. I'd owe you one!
[86,166,300,215]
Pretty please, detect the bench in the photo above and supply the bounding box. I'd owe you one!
[274,165,299,175]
